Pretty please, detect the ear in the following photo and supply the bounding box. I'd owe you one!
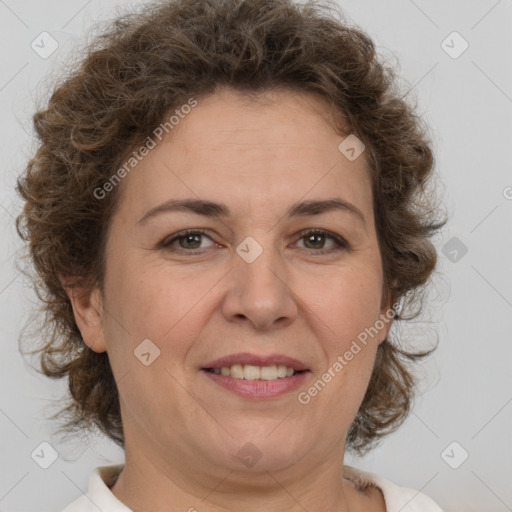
[62,277,107,353]
[377,293,396,344]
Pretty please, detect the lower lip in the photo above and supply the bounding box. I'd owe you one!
[202,370,310,399]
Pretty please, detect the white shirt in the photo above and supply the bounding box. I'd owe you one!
[61,464,444,512]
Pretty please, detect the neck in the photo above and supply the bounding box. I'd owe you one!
[110,445,361,512]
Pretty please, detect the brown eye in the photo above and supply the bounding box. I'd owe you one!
[161,229,214,253]
[160,228,349,256]
[177,233,203,249]
[303,232,326,249]
[296,229,349,254]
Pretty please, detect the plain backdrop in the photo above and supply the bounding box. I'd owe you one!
[0,1,511,511]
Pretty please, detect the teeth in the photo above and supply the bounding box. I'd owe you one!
[211,364,299,380]
[244,364,261,380]
[260,365,277,380]
[231,364,244,379]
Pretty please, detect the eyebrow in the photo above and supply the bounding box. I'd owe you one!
[137,197,366,225]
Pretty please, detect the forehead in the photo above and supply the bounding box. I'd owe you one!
[163,87,350,160]
[114,87,373,224]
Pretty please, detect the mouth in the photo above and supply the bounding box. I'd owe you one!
[203,365,307,380]
[201,353,310,399]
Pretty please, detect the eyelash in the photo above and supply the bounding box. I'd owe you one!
[160,228,350,255]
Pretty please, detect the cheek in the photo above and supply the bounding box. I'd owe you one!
[103,259,222,353]
[100,262,213,416]
[302,268,384,424]
[312,263,384,346]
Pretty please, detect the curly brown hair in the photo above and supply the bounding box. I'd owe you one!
[16,0,446,456]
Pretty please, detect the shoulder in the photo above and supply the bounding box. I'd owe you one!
[343,465,444,512]
[60,465,127,512]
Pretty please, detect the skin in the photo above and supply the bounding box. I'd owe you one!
[68,87,392,512]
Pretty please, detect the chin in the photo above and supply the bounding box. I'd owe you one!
[217,427,308,473]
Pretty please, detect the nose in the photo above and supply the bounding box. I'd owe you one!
[221,243,298,331]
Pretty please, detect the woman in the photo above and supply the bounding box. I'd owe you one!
[16,0,446,510]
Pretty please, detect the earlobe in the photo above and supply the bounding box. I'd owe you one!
[378,299,395,344]
[64,281,107,353]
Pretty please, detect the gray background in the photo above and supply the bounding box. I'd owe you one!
[1,1,511,511]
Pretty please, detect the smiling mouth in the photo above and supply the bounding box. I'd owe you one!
[203,364,308,381]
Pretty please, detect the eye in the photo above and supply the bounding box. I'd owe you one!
[160,228,349,255]
[294,229,349,254]
[160,229,216,253]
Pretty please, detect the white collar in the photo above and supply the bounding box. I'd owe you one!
[61,463,443,512]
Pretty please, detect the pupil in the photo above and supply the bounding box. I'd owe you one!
[306,234,323,248]
[179,233,325,250]
[182,234,200,248]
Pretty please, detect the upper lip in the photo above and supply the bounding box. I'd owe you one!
[202,352,309,371]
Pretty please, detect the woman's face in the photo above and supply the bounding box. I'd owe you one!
[77,87,392,476]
